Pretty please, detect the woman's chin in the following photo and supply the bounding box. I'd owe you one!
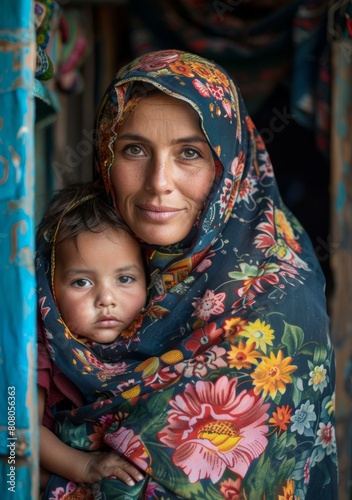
[133,222,194,246]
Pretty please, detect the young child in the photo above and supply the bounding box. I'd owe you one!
[36,182,146,489]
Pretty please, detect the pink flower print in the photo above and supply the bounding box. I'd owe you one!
[158,375,269,483]
[183,322,224,353]
[221,98,232,119]
[175,345,227,378]
[258,151,274,181]
[98,411,128,431]
[49,483,94,500]
[230,152,245,178]
[99,413,117,431]
[220,178,233,215]
[192,289,226,321]
[238,177,258,204]
[220,477,242,499]
[192,78,211,97]
[303,457,311,484]
[194,251,215,273]
[39,296,50,319]
[142,365,179,391]
[138,50,180,71]
[104,426,150,471]
[207,83,225,100]
[145,482,159,497]
[315,421,336,456]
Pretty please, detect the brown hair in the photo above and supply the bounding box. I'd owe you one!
[37,181,130,250]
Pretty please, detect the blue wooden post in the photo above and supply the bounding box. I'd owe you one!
[0,0,39,498]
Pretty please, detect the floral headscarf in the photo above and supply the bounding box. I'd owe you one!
[38,50,337,499]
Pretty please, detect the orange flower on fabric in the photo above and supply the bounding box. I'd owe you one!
[223,316,247,342]
[169,61,195,77]
[213,68,230,87]
[251,350,297,399]
[190,61,214,80]
[275,209,302,253]
[278,479,300,500]
[227,340,261,370]
[269,405,292,435]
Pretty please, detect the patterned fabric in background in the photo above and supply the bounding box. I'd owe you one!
[37,50,338,499]
[129,0,331,156]
[35,0,58,81]
[34,0,91,110]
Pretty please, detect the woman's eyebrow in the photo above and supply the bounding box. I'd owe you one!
[115,133,208,144]
[172,135,208,145]
[115,133,149,142]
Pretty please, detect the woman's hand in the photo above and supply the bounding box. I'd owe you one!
[82,451,145,485]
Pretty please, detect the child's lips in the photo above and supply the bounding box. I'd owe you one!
[95,316,120,327]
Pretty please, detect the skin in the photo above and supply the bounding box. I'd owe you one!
[53,227,147,343]
[111,92,216,246]
[39,387,144,487]
[39,226,147,487]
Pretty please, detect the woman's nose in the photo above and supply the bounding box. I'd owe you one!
[145,156,174,194]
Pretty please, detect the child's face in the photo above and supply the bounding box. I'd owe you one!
[54,227,146,343]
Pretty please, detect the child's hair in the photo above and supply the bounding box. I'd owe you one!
[37,181,130,249]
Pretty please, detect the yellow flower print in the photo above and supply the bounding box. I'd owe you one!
[251,350,297,399]
[242,318,274,353]
[227,340,262,370]
[325,393,335,416]
[308,364,328,393]
[223,316,247,342]
[278,479,300,500]
[58,318,73,339]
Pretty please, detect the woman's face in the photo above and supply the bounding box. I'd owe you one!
[111,92,215,245]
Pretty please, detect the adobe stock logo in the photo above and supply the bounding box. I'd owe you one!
[212,0,243,21]
[258,107,296,145]
[52,128,97,183]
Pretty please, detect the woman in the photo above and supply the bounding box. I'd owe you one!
[38,50,337,499]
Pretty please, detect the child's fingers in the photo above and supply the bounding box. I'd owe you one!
[98,453,144,485]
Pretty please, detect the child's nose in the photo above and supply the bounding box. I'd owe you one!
[96,288,116,307]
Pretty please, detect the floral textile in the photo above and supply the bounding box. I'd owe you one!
[37,50,338,499]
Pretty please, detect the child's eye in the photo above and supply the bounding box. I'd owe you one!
[72,278,92,288]
[118,275,135,284]
[180,148,201,160]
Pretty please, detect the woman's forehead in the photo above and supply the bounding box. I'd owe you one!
[118,91,201,128]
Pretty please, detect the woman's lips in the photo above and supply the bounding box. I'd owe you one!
[138,204,182,221]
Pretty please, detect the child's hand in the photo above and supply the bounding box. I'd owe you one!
[82,451,144,485]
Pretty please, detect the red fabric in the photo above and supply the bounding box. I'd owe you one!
[37,323,84,430]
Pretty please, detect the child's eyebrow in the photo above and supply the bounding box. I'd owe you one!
[63,264,143,277]
[61,269,92,278]
[114,264,144,273]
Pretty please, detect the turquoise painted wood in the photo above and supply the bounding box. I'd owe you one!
[0,1,39,498]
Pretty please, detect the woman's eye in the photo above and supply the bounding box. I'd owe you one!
[181,148,200,160]
[118,275,134,284]
[124,145,144,156]
[72,278,91,288]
